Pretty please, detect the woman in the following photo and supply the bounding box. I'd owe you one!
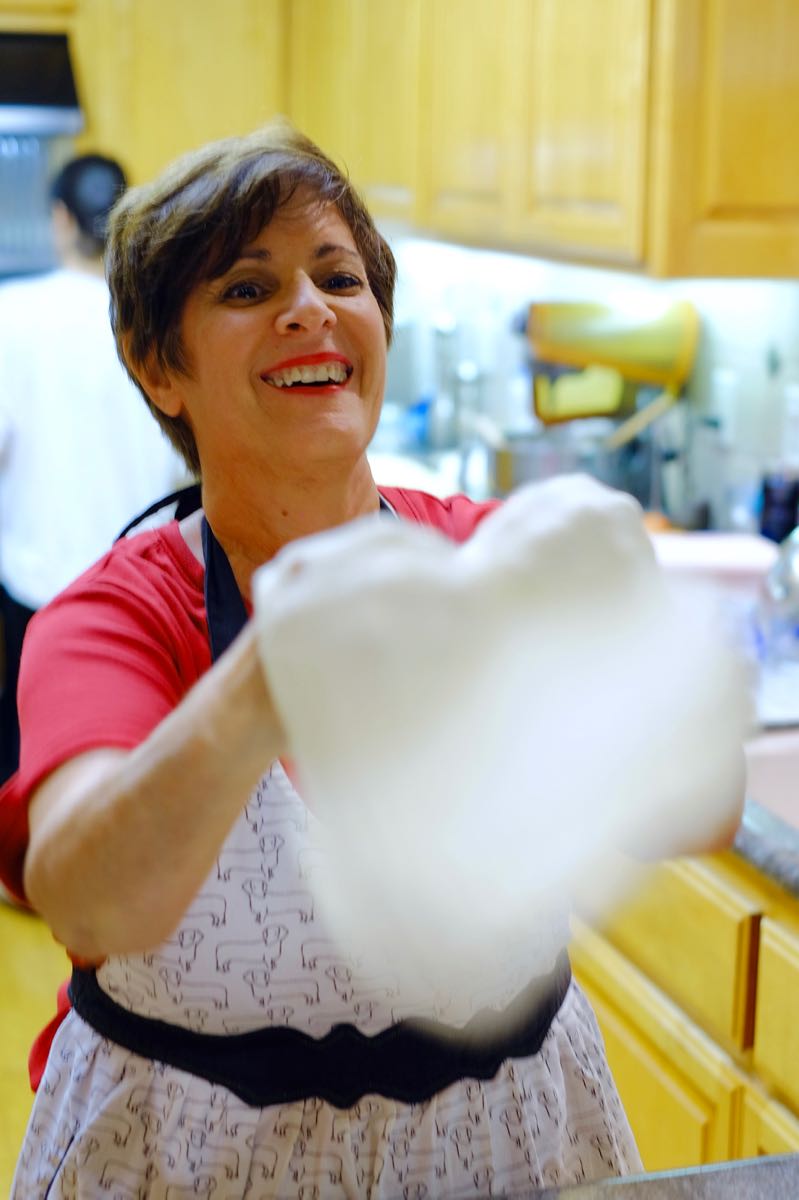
[4,121,715,1197]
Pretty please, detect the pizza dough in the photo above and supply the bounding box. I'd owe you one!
[253,475,752,992]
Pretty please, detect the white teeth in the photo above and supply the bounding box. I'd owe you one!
[266,361,349,387]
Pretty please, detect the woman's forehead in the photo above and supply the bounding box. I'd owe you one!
[241,198,360,258]
[257,190,351,233]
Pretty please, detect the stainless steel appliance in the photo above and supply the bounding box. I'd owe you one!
[0,31,83,278]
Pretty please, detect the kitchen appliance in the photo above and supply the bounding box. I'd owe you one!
[528,299,699,449]
[0,32,83,277]
[481,299,699,507]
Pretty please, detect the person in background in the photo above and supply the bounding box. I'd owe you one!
[0,123,742,1198]
[0,153,189,784]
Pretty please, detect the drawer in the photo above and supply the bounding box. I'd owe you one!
[599,859,761,1050]
[753,917,799,1110]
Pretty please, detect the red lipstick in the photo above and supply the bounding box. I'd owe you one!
[262,351,351,374]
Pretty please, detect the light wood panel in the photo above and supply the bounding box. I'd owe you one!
[72,0,287,184]
[649,0,799,275]
[418,0,516,238]
[352,0,420,221]
[753,917,799,1111]
[0,899,70,1198]
[600,858,761,1052]
[740,1086,799,1157]
[0,0,73,10]
[287,0,420,221]
[287,0,358,172]
[70,0,135,167]
[0,0,73,32]
[572,918,744,1170]
[506,0,651,263]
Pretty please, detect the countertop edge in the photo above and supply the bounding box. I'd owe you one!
[734,798,799,896]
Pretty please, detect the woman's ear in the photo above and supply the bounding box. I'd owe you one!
[125,339,185,419]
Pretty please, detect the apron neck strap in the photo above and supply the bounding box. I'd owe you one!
[202,495,396,663]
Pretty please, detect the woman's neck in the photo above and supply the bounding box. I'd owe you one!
[199,460,382,601]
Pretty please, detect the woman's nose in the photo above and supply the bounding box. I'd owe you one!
[274,273,336,335]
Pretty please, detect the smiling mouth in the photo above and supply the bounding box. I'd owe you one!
[262,361,353,388]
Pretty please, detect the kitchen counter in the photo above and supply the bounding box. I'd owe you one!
[734,799,799,896]
[735,727,799,895]
[535,1154,799,1197]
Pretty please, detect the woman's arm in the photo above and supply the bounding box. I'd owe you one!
[23,619,286,961]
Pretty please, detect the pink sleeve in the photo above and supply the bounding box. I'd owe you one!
[379,487,501,541]
[1,541,208,900]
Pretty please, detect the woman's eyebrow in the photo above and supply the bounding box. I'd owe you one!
[234,244,361,264]
[314,243,362,263]
[237,247,271,262]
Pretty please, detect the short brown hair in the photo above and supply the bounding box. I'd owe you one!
[106,120,397,475]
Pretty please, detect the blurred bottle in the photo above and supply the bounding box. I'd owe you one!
[759,472,799,544]
[427,312,459,450]
[703,366,761,532]
[754,526,799,663]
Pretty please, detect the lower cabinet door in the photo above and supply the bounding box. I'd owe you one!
[571,920,743,1171]
[740,1086,799,1157]
[753,917,799,1111]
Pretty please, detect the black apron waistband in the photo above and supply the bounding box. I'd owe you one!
[69,954,571,1109]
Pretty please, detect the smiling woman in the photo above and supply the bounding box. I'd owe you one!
[0,120,654,1198]
[139,190,388,505]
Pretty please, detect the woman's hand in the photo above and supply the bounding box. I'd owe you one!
[23,620,286,961]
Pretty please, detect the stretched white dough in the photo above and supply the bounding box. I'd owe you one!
[252,475,753,997]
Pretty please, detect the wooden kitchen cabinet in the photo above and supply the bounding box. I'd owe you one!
[288,0,522,236]
[412,0,651,257]
[648,0,799,276]
[70,0,287,184]
[571,919,744,1170]
[8,0,798,274]
[0,0,74,31]
[416,0,517,240]
[599,858,760,1053]
[428,0,799,275]
[575,848,799,1170]
[287,0,422,222]
[285,0,799,276]
[740,1086,799,1157]
[503,0,651,264]
[752,916,799,1111]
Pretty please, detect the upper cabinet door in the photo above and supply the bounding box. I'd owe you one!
[505,0,651,265]
[287,0,358,171]
[73,0,287,184]
[287,0,421,222]
[649,0,799,276]
[0,0,75,30]
[354,0,421,221]
[418,0,517,239]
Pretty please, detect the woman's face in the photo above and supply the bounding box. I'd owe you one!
[149,191,387,483]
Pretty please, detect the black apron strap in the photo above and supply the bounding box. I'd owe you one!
[201,517,249,662]
[202,495,396,664]
[116,482,202,541]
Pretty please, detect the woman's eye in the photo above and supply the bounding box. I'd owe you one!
[223,280,263,302]
[323,272,363,292]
